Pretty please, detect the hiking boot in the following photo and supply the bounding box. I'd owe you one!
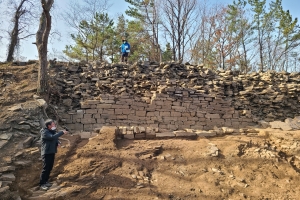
[45,182,53,187]
[40,184,49,191]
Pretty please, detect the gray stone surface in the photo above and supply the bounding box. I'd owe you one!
[0,133,12,140]
[0,166,15,173]
[0,140,8,149]
[0,173,15,181]
[156,132,175,138]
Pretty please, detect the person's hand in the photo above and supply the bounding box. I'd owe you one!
[63,130,68,135]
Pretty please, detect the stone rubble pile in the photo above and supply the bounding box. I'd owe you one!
[0,134,37,199]
[1,97,47,135]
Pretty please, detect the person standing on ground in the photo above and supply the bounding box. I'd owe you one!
[120,38,131,63]
[39,119,68,191]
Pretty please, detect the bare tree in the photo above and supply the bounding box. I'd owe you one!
[62,0,111,33]
[36,0,54,94]
[5,0,37,62]
[161,0,198,62]
[126,0,162,61]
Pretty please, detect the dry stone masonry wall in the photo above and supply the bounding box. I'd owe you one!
[50,61,300,133]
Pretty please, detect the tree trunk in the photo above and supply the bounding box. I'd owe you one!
[6,0,27,62]
[6,21,19,62]
[36,0,54,95]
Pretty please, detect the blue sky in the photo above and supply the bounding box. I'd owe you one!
[0,0,299,61]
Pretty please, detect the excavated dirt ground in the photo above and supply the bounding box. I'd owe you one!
[1,63,300,200]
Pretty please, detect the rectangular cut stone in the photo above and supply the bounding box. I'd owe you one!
[160,112,170,117]
[122,109,132,114]
[86,100,100,104]
[163,117,177,122]
[133,127,140,134]
[145,132,156,139]
[111,105,130,109]
[81,104,91,109]
[139,127,146,133]
[136,111,146,117]
[171,112,181,117]
[222,114,233,119]
[97,104,112,109]
[191,125,204,129]
[182,112,191,117]
[184,121,196,126]
[79,132,92,139]
[135,133,145,139]
[124,134,134,139]
[195,130,217,137]
[205,113,220,119]
[156,132,175,138]
[174,131,197,138]
[154,100,165,106]
[117,115,128,119]
[83,114,92,119]
[102,109,114,115]
[85,109,98,114]
[84,124,95,131]
[172,106,186,111]
[101,100,115,104]
[115,109,123,115]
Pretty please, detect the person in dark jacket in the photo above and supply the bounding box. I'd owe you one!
[39,119,68,191]
[120,38,131,63]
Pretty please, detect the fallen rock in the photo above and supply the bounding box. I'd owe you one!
[0,186,10,194]
[23,136,34,148]
[0,173,16,181]
[270,121,293,131]
[8,104,22,111]
[195,130,217,137]
[0,166,15,173]
[0,140,8,149]
[0,133,12,140]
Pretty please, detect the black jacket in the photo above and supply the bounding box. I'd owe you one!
[40,128,64,156]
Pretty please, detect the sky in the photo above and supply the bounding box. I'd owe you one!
[0,0,299,62]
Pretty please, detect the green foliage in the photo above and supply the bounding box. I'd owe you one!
[162,43,173,62]
[63,13,114,62]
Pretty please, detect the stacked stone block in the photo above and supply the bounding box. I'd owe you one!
[49,61,300,132]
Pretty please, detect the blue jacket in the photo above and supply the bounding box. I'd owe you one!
[120,42,130,54]
[40,128,64,156]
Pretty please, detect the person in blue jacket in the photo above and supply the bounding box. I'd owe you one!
[39,119,68,191]
[120,38,130,63]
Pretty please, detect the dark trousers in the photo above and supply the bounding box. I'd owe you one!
[121,53,129,63]
[39,153,55,185]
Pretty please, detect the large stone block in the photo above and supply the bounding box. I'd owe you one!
[81,118,96,124]
[0,173,15,181]
[195,130,217,137]
[97,104,112,109]
[136,110,146,117]
[85,109,98,114]
[174,131,197,138]
[156,132,175,138]
[160,111,170,117]
[171,111,181,117]
[205,113,220,119]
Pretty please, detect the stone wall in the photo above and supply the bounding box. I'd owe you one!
[50,61,300,132]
